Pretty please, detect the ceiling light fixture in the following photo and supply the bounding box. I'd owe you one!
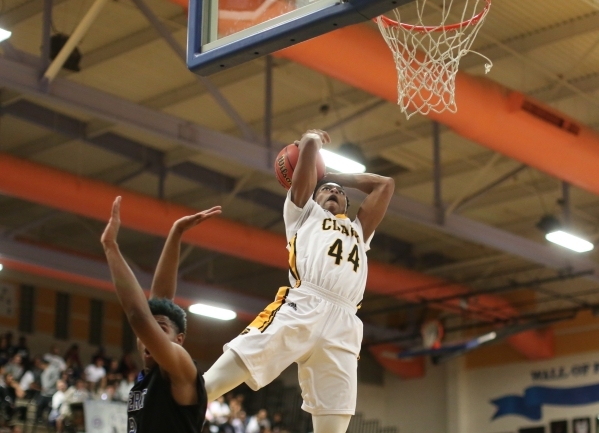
[189,303,237,320]
[545,230,594,253]
[0,28,12,43]
[320,149,366,173]
[536,215,594,253]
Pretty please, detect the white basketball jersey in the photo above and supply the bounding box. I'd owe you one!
[283,190,372,306]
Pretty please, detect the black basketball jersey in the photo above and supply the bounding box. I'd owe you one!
[127,364,207,433]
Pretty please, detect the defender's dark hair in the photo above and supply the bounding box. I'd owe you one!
[148,298,187,335]
[312,179,350,212]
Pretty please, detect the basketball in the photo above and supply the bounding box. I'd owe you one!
[274,144,326,190]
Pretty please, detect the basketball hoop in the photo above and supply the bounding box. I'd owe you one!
[375,0,492,119]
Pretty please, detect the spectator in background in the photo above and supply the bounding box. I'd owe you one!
[0,372,15,428]
[14,337,29,368]
[95,383,116,402]
[44,345,66,372]
[231,410,246,433]
[271,413,285,433]
[115,370,136,402]
[35,358,61,424]
[48,379,67,427]
[84,356,105,392]
[246,409,270,433]
[63,345,82,386]
[4,374,24,400]
[58,379,90,433]
[234,394,246,412]
[4,355,23,382]
[117,352,137,377]
[64,345,82,374]
[18,355,42,400]
[208,396,231,427]
[218,415,236,433]
[104,358,122,386]
[90,347,109,366]
[4,373,25,421]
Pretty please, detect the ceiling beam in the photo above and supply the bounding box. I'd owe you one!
[0,55,597,283]
[0,0,69,28]
[462,12,599,70]
[531,73,599,102]
[81,13,187,69]
[1,99,237,194]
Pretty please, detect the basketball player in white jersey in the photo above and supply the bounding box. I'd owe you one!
[154,129,395,433]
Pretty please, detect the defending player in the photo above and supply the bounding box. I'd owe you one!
[101,197,221,433]
[198,129,395,433]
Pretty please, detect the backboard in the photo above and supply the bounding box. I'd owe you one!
[187,0,414,76]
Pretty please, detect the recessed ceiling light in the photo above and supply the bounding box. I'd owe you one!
[320,149,366,173]
[189,303,236,320]
[546,230,594,253]
[0,28,11,43]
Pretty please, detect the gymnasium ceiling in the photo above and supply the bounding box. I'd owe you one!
[1,0,599,350]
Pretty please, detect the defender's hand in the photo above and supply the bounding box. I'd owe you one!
[101,196,122,247]
[173,206,222,234]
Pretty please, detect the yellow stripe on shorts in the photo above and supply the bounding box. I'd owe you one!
[247,286,290,333]
[288,234,300,282]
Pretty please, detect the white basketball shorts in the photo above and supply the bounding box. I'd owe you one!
[224,282,363,415]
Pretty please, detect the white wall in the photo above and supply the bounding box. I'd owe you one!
[356,360,448,433]
[464,351,599,433]
[350,351,599,433]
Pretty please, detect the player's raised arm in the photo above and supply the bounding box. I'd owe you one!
[290,129,330,208]
[101,197,196,384]
[151,207,222,300]
[323,172,395,241]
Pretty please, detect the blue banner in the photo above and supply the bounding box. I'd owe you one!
[491,383,599,421]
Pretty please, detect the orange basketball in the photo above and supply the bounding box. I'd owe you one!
[274,144,325,190]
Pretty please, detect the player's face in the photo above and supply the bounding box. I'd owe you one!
[137,315,184,370]
[315,183,347,214]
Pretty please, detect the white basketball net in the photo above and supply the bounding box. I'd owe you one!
[376,0,492,119]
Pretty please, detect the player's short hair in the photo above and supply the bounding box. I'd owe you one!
[312,180,350,212]
[148,298,187,335]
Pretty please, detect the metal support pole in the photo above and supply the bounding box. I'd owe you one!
[132,0,256,142]
[41,0,53,73]
[265,55,273,168]
[562,181,571,226]
[433,121,444,225]
[42,0,109,83]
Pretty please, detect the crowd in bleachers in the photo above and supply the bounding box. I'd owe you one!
[0,332,291,433]
[0,332,138,432]
[204,393,290,433]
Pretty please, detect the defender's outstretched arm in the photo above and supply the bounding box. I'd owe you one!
[101,197,196,382]
[151,207,222,300]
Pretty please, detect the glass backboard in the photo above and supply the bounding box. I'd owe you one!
[187,0,414,76]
